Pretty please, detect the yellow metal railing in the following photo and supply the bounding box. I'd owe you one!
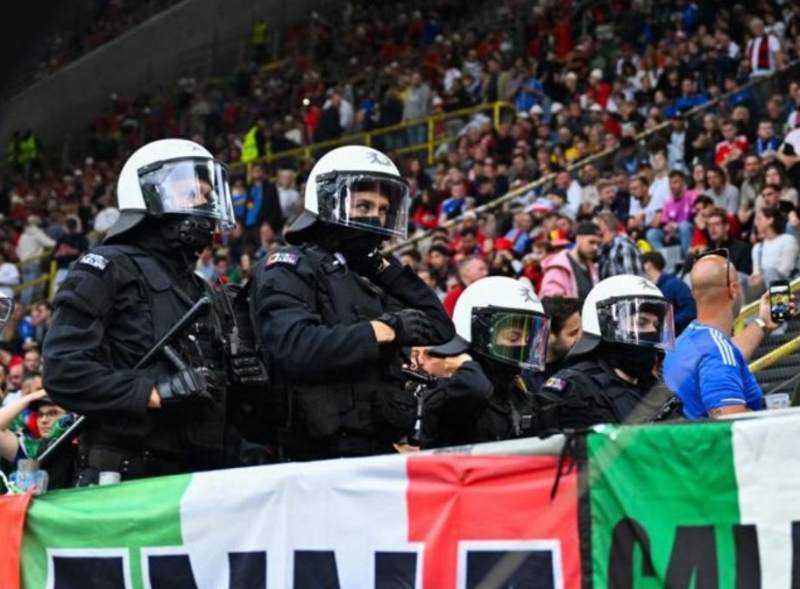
[734,277,800,334]
[749,334,800,373]
[13,257,58,303]
[230,101,513,173]
[387,60,800,254]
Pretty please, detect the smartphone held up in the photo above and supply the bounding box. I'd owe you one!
[768,280,791,323]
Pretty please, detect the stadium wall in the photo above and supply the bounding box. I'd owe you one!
[0,0,339,166]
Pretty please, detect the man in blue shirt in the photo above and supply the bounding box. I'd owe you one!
[664,252,782,418]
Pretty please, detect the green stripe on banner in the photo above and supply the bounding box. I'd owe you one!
[21,473,191,589]
[588,421,740,588]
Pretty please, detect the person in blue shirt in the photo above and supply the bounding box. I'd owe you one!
[642,251,696,334]
[664,252,783,419]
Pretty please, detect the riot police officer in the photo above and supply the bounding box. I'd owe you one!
[43,139,240,483]
[420,276,551,449]
[252,145,454,461]
[536,275,683,430]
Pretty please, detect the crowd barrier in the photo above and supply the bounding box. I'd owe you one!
[3,409,800,588]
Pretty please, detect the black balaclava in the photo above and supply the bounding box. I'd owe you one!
[603,341,662,384]
[306,218,386,256]
[124,214,214,271]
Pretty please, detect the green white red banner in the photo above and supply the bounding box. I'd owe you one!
[4,411,800,588]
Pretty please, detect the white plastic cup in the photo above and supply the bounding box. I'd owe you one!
[765,393,791,410]
[98,471,121,486]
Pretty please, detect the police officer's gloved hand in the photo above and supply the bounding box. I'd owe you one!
[376,310,436,346]
[156,367,216,406]
[345,249,386,278]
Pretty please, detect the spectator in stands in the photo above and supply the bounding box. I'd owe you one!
[762,162,798,206]
[753,119,782,157]
[403,72,432,147]
[704,164,741,215]
[540,296,583,379]
[665,252,775,419]
[16,215,56,306]
[683,207,753,286]
[442,256,487,317]
[242,164,285,252]
[314,92,344,142]
[749,206,799,298]
[738,154,763,226]
[642,251,696,334]
[540,222,601,299]
[51,216,88,292]
[628,175,666,235]
[654,170,696,255]
[0,251,20,300]
[745,16,784,79]
[594,211,645,280]
[504,211,533,256]
[715,119,750,169]
[426,244,451,295]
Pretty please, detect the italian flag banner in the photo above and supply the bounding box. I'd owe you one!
[3,412,799,588]
[5,449,582,589]
[589,412,800,588]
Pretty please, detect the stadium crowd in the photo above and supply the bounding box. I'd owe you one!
[1,0,800,478]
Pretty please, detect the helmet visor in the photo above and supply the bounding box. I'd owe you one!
[596,296,675,350]
[0,297,13,324]
[472,307,550,372]
[138,158,235,231]
[316,171,410,239]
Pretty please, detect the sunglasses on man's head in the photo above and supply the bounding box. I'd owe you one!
[696,247,731,289]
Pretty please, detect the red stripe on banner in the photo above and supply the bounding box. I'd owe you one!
[0,491,33,589]
[407,455,581,589]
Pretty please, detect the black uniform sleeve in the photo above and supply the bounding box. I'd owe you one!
[42,254,154,418]
[535,371,618,432]
[374,257,455,345]
[253,259,381,380]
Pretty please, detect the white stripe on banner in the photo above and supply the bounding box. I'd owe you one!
[179,454,416,589]
[733,412,800,588]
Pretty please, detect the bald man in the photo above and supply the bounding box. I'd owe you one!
[664,253,780,418]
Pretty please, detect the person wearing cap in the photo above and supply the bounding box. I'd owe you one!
[251,145,454,461]
[540,222,601,299]
[419,277,550,449]
[535,275,683,431]
[0,389,76,489]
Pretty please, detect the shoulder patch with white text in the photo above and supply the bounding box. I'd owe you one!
[76,253,111,275]
[544,377,567,392]
[266,252,299,267]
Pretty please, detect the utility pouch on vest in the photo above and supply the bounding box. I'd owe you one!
[294,383,342,440]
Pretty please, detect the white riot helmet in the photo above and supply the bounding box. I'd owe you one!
[569,274,676,357]
[0,294,13,326]
[285,145,410,245]
[105,139,235,241]
[430,277,550,372]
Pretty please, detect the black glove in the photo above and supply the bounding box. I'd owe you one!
[376,310,436,346]
[156,367,216,406]
[345,249,386,278]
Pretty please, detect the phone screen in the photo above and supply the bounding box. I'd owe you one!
[769,282,791,323]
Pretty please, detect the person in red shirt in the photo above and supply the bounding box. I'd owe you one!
[714,119,750,167]
[442,256,488,317]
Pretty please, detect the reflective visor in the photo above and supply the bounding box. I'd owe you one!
[596,296,675,350]
[315,172,410,239]
[0,297,13,324]
[471,307,550,372]
[138,158,235,230]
